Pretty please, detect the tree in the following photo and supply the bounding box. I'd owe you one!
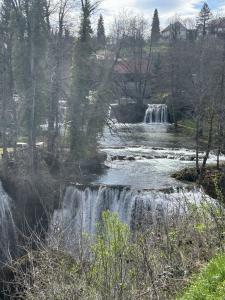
[151,9,160,43]
[0,0,18,170]
[11,0,48,171]
[46,0,73,164]
[111,15,152,108]
[70,0,96,158]
[197,2,212,37]
[97,14,106,47]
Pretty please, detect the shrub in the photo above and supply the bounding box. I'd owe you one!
[5,195,225,299]
[90,211,136,299]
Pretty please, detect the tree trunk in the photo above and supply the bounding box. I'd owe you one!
[195,117,200,176]
[200,114,214,179]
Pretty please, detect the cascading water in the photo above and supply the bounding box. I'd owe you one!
[144,104,168,123]
[50,185,207,251]
[0,181,17,266]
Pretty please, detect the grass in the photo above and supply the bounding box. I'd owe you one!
[178,119,196,131]
[177,254,225,300]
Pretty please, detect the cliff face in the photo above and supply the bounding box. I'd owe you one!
[0,170,60,244]
[111,103,147,123]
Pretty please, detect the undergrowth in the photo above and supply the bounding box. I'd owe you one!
[2,194,225,299]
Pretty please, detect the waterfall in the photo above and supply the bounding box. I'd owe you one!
[144,104,168,123]
[50,185,207,251]
[0,181,17,266]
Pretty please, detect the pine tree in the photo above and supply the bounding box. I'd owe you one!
[197,2,212,36]
[70,0,94,158]
[97,14,106,47]
[79,0,93,43]
[151,9,160,43]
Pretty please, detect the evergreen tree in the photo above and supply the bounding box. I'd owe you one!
[70,0,94,159]
[197,2,212,36]
[151,9,160,43]
[97,14,106,47]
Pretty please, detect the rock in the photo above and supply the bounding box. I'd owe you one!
[152,147,164,150]
[168,156,175,160]
[111,155,126,161]
[142,155,153,159]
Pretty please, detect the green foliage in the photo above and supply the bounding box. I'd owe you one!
[79,0,93,43]
[8,202,225,299]
[70,0,95,159]
[90,211,136,299]
[70,2,109,160]
[177,254,225,300]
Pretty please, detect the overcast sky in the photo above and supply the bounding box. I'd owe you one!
[100,0,225,31]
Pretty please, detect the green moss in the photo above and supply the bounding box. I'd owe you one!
[177,254,225,300]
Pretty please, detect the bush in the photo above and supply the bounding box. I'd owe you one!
[90,211,135,299]
[5,195,225,299]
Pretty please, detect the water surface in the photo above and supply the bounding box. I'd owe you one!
[94,123,221,189]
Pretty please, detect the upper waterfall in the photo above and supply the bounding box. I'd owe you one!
[144,104,168,123]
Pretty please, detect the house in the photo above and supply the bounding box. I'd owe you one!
[114,59,151,76]
[209,17,225,37]
[113,58,152,103]
[161,22,187,41]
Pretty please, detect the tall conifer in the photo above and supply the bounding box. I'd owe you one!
[97,14,106,47]
[151,9,160,43]
[197,2,212,36]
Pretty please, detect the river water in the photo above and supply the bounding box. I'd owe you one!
[50,121,222,246]
[95,123,218,189]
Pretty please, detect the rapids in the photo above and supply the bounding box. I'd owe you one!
[51,120,223,242]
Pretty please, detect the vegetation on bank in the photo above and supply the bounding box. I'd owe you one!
[178,254,225,300]
[3,197,225,299]
[172,165,225,200]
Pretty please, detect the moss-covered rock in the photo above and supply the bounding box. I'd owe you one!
[172,167,198,182]
[172,166,225,201]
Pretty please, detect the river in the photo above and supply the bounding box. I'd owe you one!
[51,111,222,250]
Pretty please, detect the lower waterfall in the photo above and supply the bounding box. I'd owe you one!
[50,185,207,251]
[0,181,17,266]
[144,104,168,123]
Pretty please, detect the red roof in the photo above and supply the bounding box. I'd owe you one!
[114,59,151,74]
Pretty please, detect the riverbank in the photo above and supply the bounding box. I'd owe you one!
[172,165,225,200]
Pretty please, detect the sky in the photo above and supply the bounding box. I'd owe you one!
[100,0,225,31]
